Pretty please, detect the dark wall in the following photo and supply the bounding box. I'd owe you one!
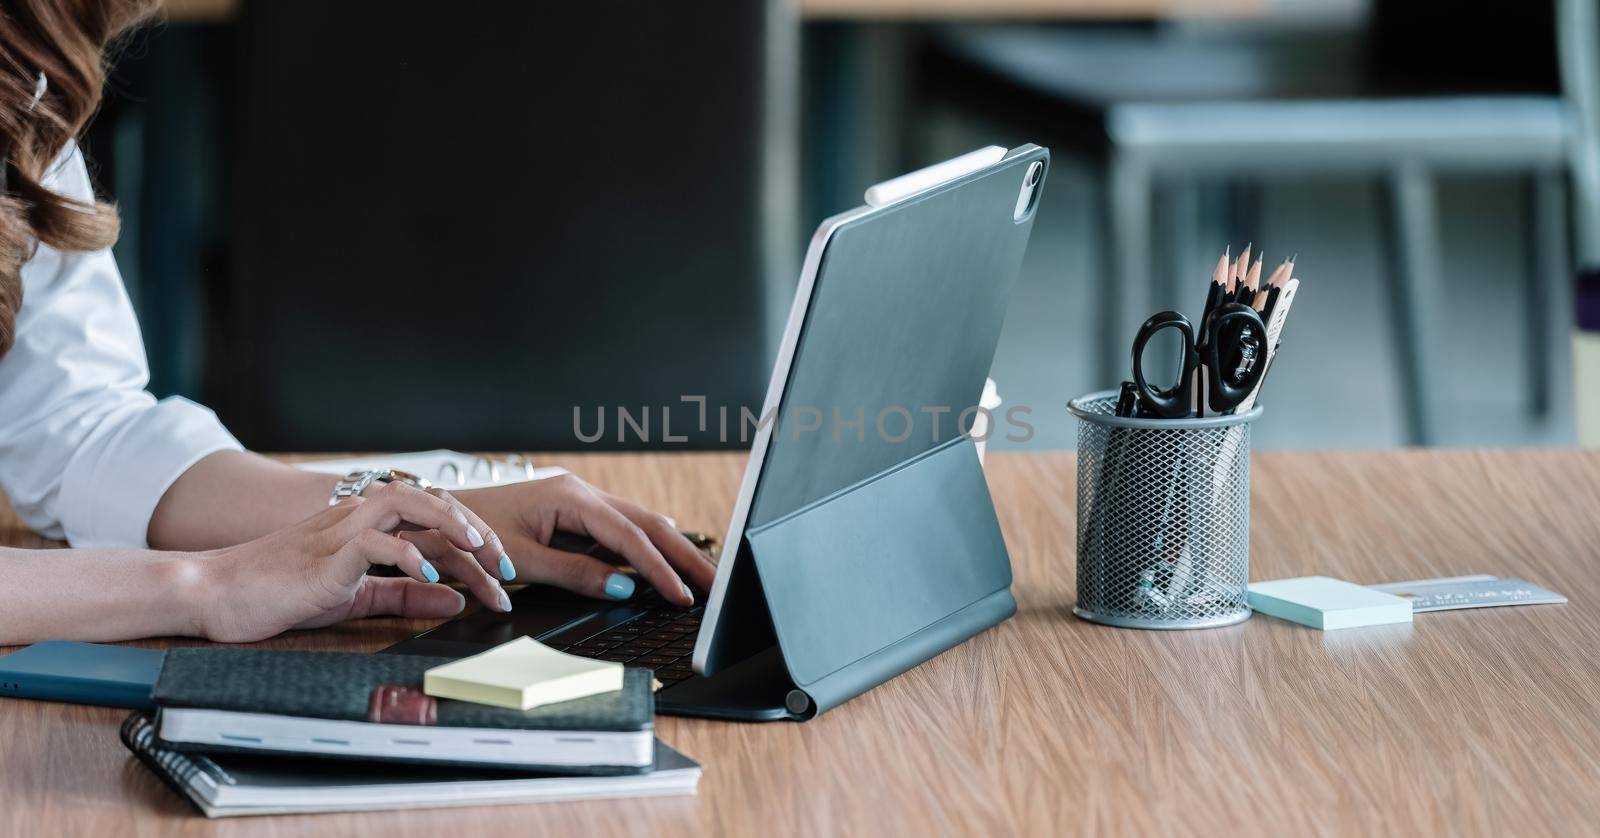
[90,24,236,401]
[1371,2,1558,94]
[220,2,776,451]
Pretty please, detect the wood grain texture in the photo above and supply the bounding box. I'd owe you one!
[161,0,1263,23]
[2,450,1599,836]
[161,0,236,22]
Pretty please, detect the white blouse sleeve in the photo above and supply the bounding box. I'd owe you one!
[0,143,242,548]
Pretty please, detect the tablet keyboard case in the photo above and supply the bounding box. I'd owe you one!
[732,146,1048,718]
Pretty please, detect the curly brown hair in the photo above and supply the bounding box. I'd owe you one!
[0,0,157,357]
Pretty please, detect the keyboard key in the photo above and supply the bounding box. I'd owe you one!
[637,655,679,667]
[611,645,653,657]
[598,654,632,663]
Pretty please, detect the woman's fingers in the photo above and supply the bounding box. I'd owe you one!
[519,542,641,602]
[347,576,468,621]
[398,529,512,613]
[424,487,515,583]
[550,477,692,606]
[597,492,717,592]
[332,527,439,584]
[339,481,490,555]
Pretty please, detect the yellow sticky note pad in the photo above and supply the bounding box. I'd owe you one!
[423,636,624,711]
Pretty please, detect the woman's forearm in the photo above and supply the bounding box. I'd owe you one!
[147,450,337,550]
[0,547,208,645]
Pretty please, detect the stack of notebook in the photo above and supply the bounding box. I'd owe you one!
[123,648,699,817]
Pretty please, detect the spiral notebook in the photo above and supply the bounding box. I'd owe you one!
[296,450,566,490]
[122,714,700,818]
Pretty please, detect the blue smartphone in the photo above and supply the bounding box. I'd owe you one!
[0,641,164,709]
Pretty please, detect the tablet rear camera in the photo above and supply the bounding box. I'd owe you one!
[1014,160,1045,222]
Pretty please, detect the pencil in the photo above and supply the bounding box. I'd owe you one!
[1262,255,1294,322]
[1205,247,1229,319]
[1256,259,1284,308]
[1233,243,1252,302]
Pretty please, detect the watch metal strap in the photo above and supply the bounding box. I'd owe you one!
[329,469,433,506]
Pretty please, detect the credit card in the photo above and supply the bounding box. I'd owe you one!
[1368,576,1567,612]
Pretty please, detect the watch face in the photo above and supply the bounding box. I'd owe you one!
[380,469,432,491]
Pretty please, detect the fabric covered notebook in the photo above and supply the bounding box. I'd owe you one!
[151,649,653,773]
[122,713,699,818]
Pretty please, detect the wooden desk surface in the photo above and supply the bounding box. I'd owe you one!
[3,450,1599,836]
[162,0,1264,23]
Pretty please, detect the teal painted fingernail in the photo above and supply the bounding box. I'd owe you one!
[498,554,516,581]
[604,573,635,600]
[420,560,440,584]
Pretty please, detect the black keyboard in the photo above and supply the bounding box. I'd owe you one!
[554,590,703,687]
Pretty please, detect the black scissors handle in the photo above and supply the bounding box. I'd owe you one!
[1199,302,1268,413]
[1130,310,1198,419]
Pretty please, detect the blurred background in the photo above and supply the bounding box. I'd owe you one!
[88,0,1599,452]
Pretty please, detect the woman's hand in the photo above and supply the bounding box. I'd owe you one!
[458,473,717,607]
[192,481,512,643]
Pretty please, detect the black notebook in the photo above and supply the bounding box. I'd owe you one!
[123,714,699,818]
[152,648,654,772]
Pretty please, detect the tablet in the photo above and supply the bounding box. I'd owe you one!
[693,144,1049,681]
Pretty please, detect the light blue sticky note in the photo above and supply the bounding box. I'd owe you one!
[1247,576,1413,630]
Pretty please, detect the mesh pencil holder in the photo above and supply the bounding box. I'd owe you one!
[1067,390,1261,629]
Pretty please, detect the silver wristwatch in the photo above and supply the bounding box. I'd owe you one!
[328,469,433,506]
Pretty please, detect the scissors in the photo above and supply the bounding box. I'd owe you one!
[1129,302,1267,418]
